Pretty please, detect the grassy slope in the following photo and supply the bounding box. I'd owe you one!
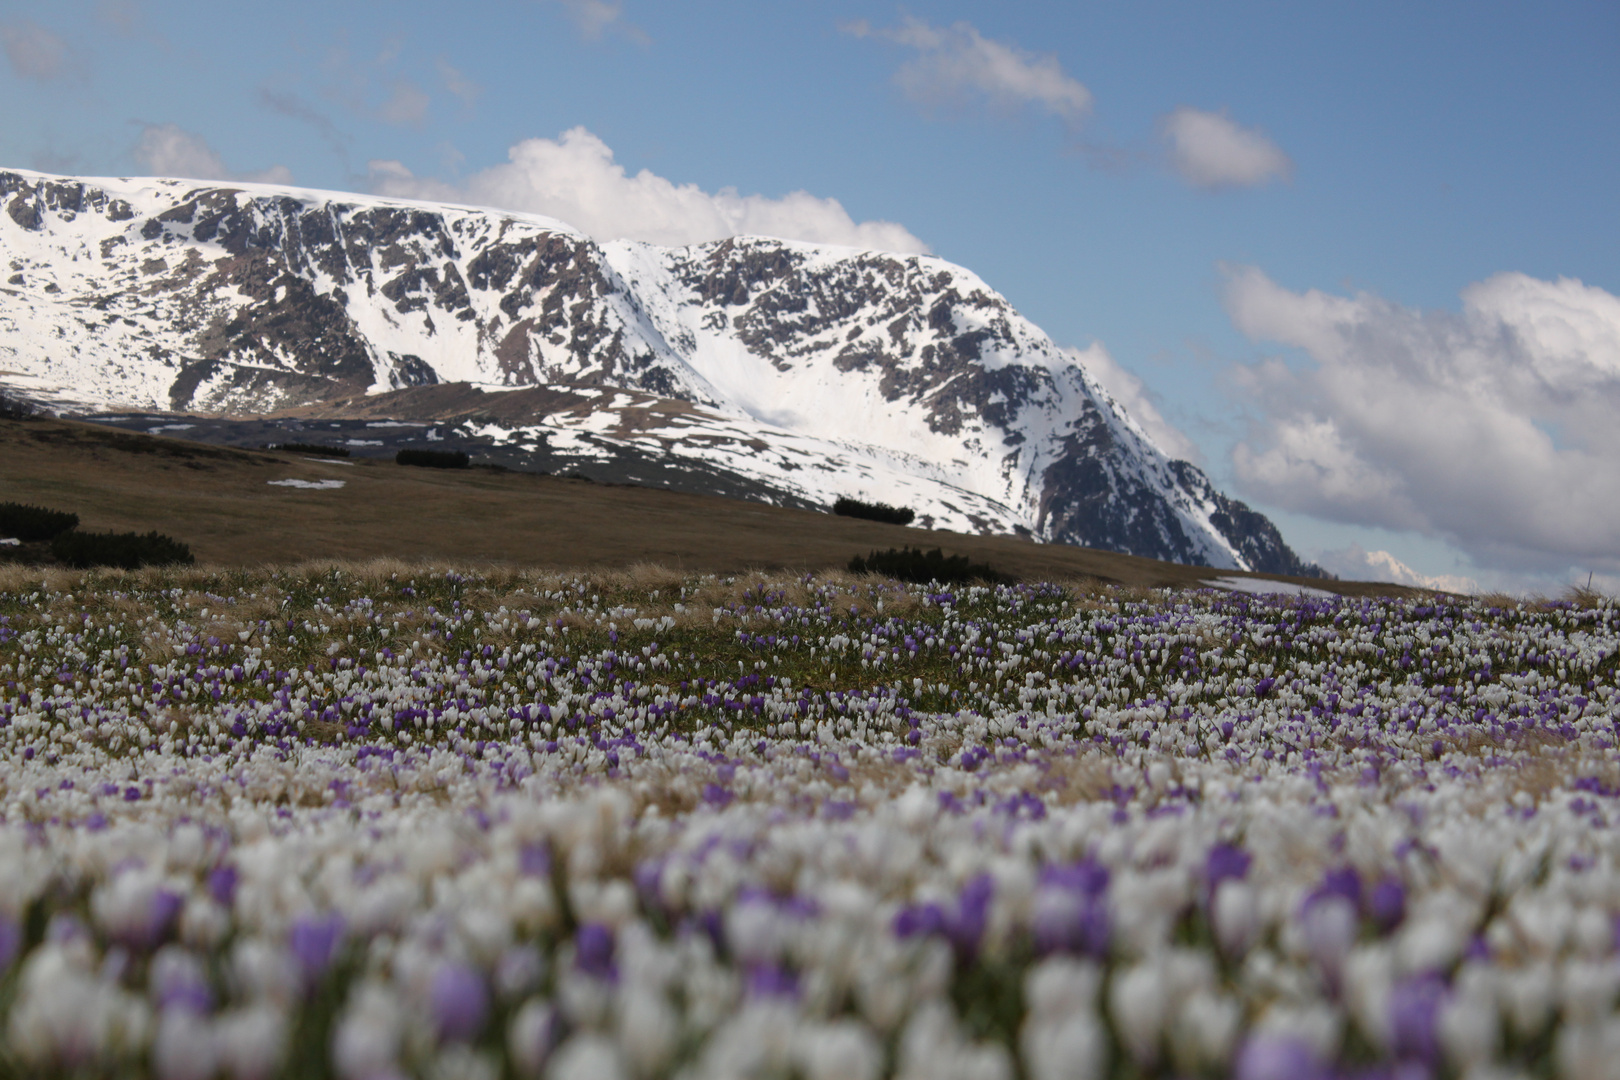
[0,415,1424,596]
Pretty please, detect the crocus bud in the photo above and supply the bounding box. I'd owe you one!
[546,1034,627,1080]
[1301,896,1357,984]
[152,1008,216,1080]
[287,913,344,988]
[430,962,489,1043]
[1232,1035,1322,1080]
[1109,961,1167,1067]
[507,999,558,1078]
[1213,880,1259,957]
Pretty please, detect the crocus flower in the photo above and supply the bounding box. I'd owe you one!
[430,962,489,1043]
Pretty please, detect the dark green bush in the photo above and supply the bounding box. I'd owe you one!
[396,448,469,469]
[0,502,79,541]
[833,497,915,525]
[51,530,194,570]
[270,442,351,457]
[848,546,1012,586]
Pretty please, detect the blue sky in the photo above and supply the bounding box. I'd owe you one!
[3,0,1618,592]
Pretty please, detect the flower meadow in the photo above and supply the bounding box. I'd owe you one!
[1,563,1618,1080]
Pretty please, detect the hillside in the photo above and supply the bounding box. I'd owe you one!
[0,414,1416,597]
[1,168,1321,576]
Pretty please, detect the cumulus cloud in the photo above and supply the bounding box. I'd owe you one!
[131,124,293,185]
[366,126,928,253]
[1314,545,1478,595]
[844,17,1091,126]
[1225,265,1620,576]
[1065,344,1202,464]
[1,20,70,81]
[1160,107,1291,189]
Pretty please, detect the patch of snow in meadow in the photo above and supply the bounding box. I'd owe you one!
[1204,575,1335,598]
[267,479,345,490]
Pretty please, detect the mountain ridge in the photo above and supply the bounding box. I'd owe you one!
[0,167,1325,577]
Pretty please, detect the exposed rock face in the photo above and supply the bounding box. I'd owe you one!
[0,168,1324,575]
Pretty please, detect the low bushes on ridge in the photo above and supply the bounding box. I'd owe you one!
[834,497,915,525]
[0,502,79,542]
[50,529,194,569]
[396,448,470,469]
[268,442,351,457]
[849,545,1012,585]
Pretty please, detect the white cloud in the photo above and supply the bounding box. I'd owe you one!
[0,20,70,81]
[366,126,929,253]
[436,58,480,108]
[1225,265,1620,576]
[132,124,293,185]
[845,17,1091,126]
[549,0,647,43]
[1314,544,1478,594]
[96,0,139,36]
[376,80,430,127]
[1160,107,1291,189]
[1064,344,1202,464]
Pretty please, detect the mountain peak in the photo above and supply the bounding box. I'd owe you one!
[0,167,1321,575]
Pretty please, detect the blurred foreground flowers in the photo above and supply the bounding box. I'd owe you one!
[0,563,1617,1079]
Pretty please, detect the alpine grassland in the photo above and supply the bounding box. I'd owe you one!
[1,559,1616,1079]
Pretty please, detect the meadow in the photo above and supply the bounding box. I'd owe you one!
[0,560,1616,1080]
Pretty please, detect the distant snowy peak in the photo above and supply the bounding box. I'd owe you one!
[0,168,1322,575]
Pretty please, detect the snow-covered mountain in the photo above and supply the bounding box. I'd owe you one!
[0,168,1321,574]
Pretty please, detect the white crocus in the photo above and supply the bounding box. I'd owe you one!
[152,1008,217,1080]
[331,980,405,1080]
[213,1004,288,1080]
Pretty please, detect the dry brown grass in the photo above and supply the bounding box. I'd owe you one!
[1,415,1437,597]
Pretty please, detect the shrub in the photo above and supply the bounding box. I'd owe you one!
[396,448,470,469]
[833,497,915,526]
[848,546,1012,586]
[0,502,79,541]
[270,442,351,457]
[50,529,195,569]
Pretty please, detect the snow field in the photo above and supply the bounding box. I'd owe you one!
[4,170,1253,569]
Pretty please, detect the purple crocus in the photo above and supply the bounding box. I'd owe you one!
[1368,878,1407,933]
[1389,974,1447,1065]
[1031,860,1110,958]
[151,950,214,1014]
[430,962,490,1043]
[120,887,184,950]
[745,962,800,1000]
[574,923,616,979]
[288,913,344,986]
[1233,1036,1324,1080]
[0,913,20,972]
[517,842,551,878]
[947,874,995,961]
[206,865,238,907]
[1311,866,1363,911]
[633,859,666,912]
[1205,843,1252,901]
[893,902,948,939]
